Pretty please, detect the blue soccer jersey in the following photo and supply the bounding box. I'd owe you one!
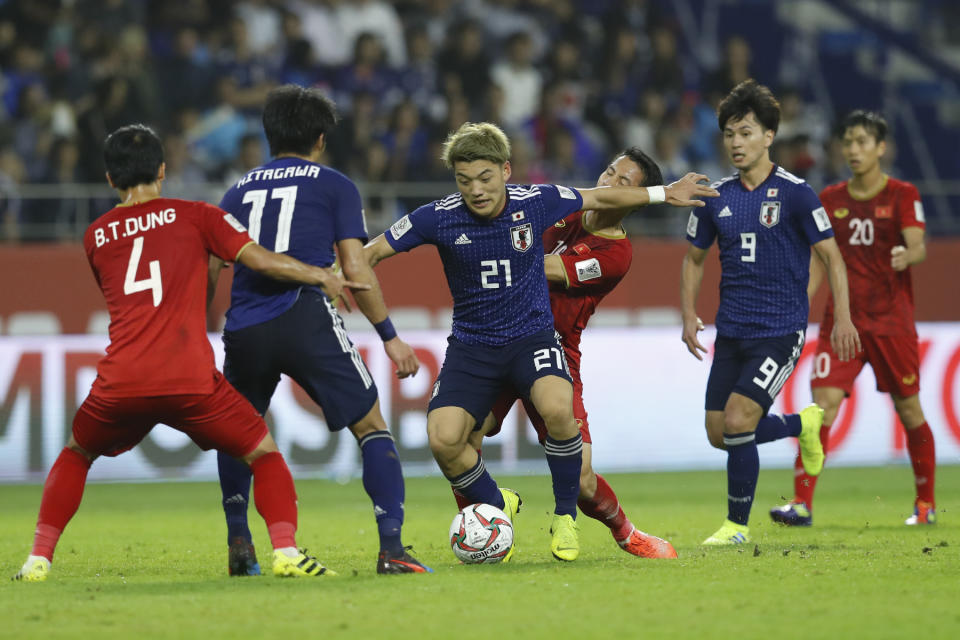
[686,165,834,338]
[385,183,584,346]
[219,157,368,331]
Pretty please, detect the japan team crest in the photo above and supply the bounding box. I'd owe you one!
[760,201,781,228]
[510,223,533,252]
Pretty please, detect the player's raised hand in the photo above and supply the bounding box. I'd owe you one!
[831,317,861,362]
[384,337,420,378]
[681,315,707,360]
[664,173,720,208]
[890,245,909,271]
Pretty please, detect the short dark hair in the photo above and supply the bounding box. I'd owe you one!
[618,146,663,187]
[103,124,164,189]
[839,109,887,142]
[262,84,339,157]
[717,79,781,133]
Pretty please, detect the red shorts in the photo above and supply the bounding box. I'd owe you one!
[486,372,591,444]
[811,329,920,397]
[73,371,268,458]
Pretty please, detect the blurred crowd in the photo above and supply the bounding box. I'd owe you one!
[0,0,873,240]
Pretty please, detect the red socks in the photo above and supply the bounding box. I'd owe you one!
[905,422,936,505]
[793,424,831,508]
[32,448,92,561]
[250,452,299,549]
[577,474,633,541]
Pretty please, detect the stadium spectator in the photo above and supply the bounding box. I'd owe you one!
[437,20,491,112]
[233,0,284,58]
[334,31,398,109]
[287,0,349,67]
[335,0,407,68]
[491,31,543,131]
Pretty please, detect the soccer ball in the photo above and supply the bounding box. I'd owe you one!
[449,503,514,564]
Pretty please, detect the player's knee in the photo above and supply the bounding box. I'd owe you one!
[722,409,755,434]
[539,404,576,438]
[427,423,464,464]
[895,399,925,429]
[242,433,279,465]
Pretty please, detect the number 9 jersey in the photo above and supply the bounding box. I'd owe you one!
[83,199,252,397]
[685,165,834,339]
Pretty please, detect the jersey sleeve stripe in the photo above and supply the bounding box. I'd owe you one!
[233,240,256,262]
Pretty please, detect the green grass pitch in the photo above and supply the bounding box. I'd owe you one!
[1,465,957,639]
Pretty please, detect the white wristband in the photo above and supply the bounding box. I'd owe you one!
[646,185,666,204]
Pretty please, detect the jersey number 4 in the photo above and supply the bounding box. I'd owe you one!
[124,236,163,306]
[242,186,298,252]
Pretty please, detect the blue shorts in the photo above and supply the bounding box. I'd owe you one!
[223,289,377,431]
[705,330,805,412]
[429,329,572,429]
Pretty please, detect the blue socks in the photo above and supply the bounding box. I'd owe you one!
[359,431,406,554]
[217,451,253,544]
[544,433,583,518]
[446,456,503,509]
[724,431,759,526]
[219,430,409,555]
[754,413,802,444]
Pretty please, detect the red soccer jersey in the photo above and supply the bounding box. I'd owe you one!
[543,211,633,375]
[83,198,252,397]
[818,177,924,335]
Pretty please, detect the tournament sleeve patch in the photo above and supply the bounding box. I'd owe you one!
[686,211,699,237]
[811,207,831,232]
[223,213,247,232]
[557,185,577,200]
[390,215,412,240]
[914,200,925,223]
[575,257,602,282]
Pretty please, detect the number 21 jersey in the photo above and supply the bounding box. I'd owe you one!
[385,184,584,346]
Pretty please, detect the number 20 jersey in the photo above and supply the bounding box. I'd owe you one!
[818,177,924,336]
[83,198,252,397]
[219,157,368,331]
[685,165,834,338]
[385,184,584,346]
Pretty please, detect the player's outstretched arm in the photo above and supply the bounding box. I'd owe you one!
[891,226,926,272]
[812,237,861,361]
[364,234,398,268]
[235,242,370,301]
[680,245,709,360]
[340,237,419,378]
[579,173,719,213]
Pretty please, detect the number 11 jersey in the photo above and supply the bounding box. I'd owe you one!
[219,157,369,331]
